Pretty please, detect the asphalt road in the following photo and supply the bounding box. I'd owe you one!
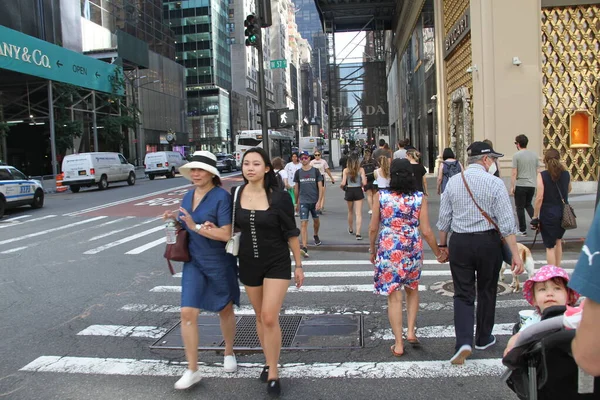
[0,171,588,400]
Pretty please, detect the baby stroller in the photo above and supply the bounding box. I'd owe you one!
[501,305,599,400]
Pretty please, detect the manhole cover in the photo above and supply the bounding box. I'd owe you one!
[430,280,512,297]
[151,315,363,351]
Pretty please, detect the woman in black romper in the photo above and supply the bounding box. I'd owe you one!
[234,147,304,396]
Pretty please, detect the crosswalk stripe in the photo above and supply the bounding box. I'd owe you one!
[84,225,164,255]
[1,214,32,221]
[125,237,165,255]
[120,304,374,315]
[149,284,427,293]
[0,216,107,246]
[19,356,505,379]
[88,218,160,242]
[371,323,515,340]
[172,268,573,279]
[77,325,168,339]
[0,214,57,229]
[292,259,577,266]
[121,299,529,314]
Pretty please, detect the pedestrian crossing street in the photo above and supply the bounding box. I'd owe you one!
[4,213,580,383]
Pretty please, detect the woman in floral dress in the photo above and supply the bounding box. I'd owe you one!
[368,159,445,357]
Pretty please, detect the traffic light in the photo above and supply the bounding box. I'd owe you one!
[244,15,261,47]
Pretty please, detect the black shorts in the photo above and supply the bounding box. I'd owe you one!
[344,187,365,202]
[238,252,291,287]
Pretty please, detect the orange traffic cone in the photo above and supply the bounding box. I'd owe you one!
[56,173,67,193]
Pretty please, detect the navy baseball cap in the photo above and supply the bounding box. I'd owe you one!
[299,151,310,158]
[467,141,504,157]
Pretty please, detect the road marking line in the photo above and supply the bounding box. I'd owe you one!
[0,214,57,229]
[1,246,28,254]
[371,323,515,340]
[125,237,166,255]
[120,304,373,315]
[121,299,529,314]
[88,218,160,241]
[95,216,136,228]
[20,356,505,378]
[77,325,168,339]
[292,260,577,266]
[170,269,574,279]
[84,225,165,254]
[149,284,427,293]
[0,216,107,246]
[2,215,32,221]
[64,184,192,216]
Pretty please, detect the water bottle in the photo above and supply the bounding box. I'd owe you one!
[165,220,177,244]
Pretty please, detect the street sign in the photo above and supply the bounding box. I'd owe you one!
[0,25,123,94]
[270,59,287,69]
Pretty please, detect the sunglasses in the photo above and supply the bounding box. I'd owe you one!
[301,156,310,160]
[314,153,321,156]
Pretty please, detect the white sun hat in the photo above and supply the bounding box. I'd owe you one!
[179,151,220,180]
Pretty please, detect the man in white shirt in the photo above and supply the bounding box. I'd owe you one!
[310,151,335,213]
[284,152,302,215]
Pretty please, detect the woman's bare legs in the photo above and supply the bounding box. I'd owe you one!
[387,290,404,355]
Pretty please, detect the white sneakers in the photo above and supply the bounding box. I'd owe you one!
[174,354,237,390]
[450,345,472,365]
[174,369,203,390]
[223,354,238,373]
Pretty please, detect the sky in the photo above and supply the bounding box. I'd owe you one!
[335,32,366,63]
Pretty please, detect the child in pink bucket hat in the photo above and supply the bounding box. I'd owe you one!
[504,265,580,356]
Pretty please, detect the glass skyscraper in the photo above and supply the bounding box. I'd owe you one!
[163,0,232,152]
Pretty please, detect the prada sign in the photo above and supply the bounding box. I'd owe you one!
[444,9,470,59]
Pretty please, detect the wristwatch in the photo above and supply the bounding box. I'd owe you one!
[195,224,202,232]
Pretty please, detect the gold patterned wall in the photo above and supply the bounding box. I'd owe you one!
[443,0,473,140]
[542,5,600,182]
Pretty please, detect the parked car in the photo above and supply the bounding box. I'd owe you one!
[61,152,135,193]
[144,151,187,180]
[215,153,237,172]
[0,165,44,218]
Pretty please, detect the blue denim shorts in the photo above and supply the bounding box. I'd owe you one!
[299,203,319,221]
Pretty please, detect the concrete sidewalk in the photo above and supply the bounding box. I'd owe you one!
[305,169,593,252]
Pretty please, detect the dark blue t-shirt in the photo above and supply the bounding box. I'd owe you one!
[570,205,600,303]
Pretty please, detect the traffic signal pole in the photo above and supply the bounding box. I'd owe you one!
[244,13,269,159]
[257,41,269,159]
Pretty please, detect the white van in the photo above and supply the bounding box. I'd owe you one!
[144,151,187,180]
[61,152,135,193]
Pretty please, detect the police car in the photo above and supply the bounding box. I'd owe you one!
[0,165,44,218]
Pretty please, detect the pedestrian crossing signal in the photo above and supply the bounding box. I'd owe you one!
[244,15,260,47]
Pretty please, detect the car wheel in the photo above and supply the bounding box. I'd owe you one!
[0,196,5,218]
[167,168,175,178]
[98,175,108,190]
[70,185,80,193]
[148,174,155,180]
[127,172,136,186]
[31,189,44,208]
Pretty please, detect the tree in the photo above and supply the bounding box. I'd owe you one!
[53,83,83,156]
[98,69,139,153]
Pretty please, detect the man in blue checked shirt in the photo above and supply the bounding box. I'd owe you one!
[437,141,524,365]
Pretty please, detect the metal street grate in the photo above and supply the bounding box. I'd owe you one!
[151,314,363,351]
[225,316,302,348]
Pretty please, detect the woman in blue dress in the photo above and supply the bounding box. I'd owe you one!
[163,151,240,390]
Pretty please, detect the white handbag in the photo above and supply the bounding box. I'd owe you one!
[225,186,241,256]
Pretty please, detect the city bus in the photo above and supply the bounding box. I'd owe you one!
[299,136,325,155]
[234,130,293,164]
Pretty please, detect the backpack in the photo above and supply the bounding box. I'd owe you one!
[362,161,376,182]
[443,160,461,179]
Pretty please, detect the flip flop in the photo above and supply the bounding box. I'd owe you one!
[407,337,421,346]
[390,344,404,357]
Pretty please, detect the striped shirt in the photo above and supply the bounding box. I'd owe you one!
[437,164,517,237]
